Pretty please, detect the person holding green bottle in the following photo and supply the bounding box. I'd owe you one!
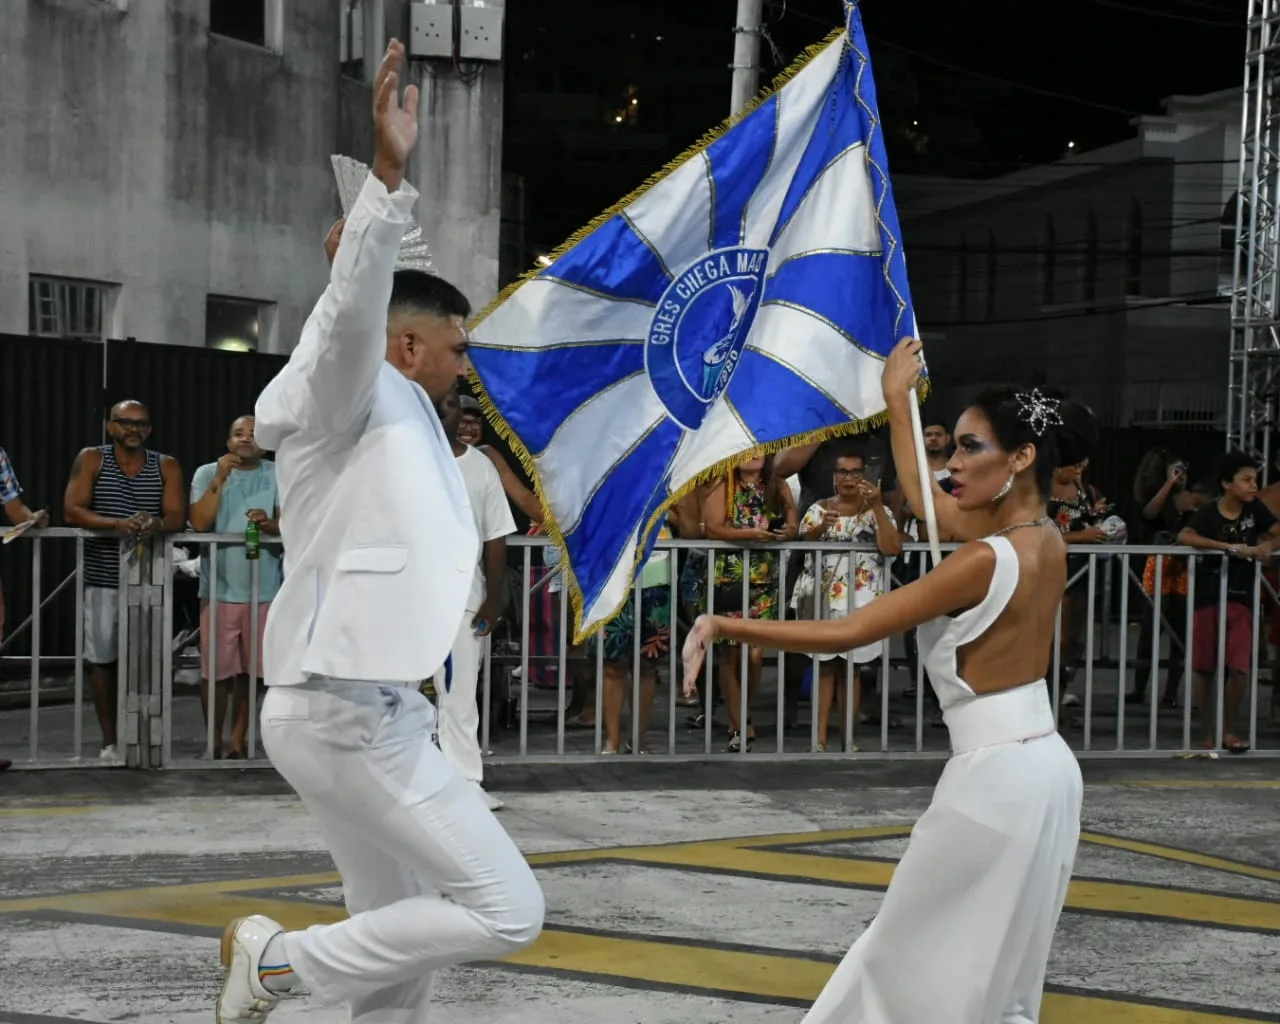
[188,414,282,759]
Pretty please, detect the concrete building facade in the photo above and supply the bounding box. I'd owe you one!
[2,0,504,355]
[897,89,1241,428]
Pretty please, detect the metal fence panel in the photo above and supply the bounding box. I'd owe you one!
[5,531,1277,769]
[0,529,145,768]
[0,334,102,665]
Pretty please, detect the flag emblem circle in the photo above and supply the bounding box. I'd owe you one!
[644,246,770,430]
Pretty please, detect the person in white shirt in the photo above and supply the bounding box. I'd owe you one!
[214,41,543,1024]
[434,390,516,810]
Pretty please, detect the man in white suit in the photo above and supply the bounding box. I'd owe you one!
[214,40,544,1024]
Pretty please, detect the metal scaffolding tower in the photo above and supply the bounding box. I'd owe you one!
[1228,0,1280,474]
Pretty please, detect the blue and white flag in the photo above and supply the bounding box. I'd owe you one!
[468,1,915,640]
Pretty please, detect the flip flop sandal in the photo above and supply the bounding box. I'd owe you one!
[1224,734,1251,754]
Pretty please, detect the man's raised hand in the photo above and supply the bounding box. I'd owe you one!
[371,39,419,192]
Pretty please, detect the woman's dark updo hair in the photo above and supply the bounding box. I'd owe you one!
[968,386,1099,498]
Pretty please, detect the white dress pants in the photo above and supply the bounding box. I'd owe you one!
[261,679,544,1023]
[435,613,485,783]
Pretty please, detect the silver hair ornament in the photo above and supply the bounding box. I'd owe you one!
[1014,388,1064,437]
[330,154,435,273]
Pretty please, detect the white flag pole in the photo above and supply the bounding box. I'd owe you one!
[908,385,943,569]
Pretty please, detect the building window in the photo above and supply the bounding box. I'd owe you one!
[210,0,283,52]
[1041,215,1056,306]
[340,0,364,79]
[28,276,115,342]
[1083,210,1098,303]
[206,296,276,352]
[1124,199,1143,297]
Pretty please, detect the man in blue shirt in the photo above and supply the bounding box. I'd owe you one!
[189,415,282,758]
[1,446,47,770]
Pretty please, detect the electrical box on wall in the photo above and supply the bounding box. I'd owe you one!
[408,3,453,60]
[459,5,504,62]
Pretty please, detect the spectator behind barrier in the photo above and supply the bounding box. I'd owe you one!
[64,400,186,762]
[1178,451,1280,753]
[188,414,282,760]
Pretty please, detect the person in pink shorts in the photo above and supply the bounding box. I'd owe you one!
[188,415,282,758]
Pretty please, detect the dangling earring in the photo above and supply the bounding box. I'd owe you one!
[992,474,1014,503]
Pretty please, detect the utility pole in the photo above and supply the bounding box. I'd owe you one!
[730,0,764,116]
[360,0,385,85]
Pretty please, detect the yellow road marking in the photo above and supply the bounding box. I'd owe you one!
[1082,832,1280,883]
[1119,780,1280,789]
[0,825,1272,1019]
[7,886,1255,1023]
[730,825,916,848]
[511,931,1261,1024]
[522,825,915,864]
[0,873,341,917]
[1,826,1277,935]
[615,843,1280,933]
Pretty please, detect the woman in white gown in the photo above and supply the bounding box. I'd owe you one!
[683,339,1095,1024]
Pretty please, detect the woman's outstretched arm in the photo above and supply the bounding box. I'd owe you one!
[682,539,995,688]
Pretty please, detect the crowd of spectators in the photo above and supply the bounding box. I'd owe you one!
[3,402,1280,766]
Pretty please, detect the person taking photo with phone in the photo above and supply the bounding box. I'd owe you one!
[792,452,901,750]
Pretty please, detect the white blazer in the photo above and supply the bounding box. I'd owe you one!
[254,172,478,686]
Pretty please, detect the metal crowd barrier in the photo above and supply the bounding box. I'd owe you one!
[0,528,281,769]
[0,527,168,768]
[159,532,282,767]
[490,537,1280,761]
[2,530,1278,767]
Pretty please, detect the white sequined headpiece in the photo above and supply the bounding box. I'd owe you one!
[330,154,434,273]
[1014,388,1064,436]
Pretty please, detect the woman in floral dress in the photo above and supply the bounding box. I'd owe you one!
[792,452,901,750]
[702,454,797,751]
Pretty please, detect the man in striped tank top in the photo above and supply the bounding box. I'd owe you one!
[64,400,187,760]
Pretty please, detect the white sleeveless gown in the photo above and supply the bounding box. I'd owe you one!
[801,535,1083,1024]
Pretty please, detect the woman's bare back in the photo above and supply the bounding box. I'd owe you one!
[954,527,1067,695]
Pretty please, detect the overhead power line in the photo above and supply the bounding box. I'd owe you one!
[1084,0,1240,27]
[779,6,1142,115]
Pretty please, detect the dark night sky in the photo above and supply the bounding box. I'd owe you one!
[503,0,1246,252]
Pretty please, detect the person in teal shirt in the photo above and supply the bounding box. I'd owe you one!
[188,414,282,758]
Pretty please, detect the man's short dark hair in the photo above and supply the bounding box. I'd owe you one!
[1216,450,1258,490]
[388,270,471,321]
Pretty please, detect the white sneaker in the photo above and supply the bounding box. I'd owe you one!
[471,780,504,811]
[99,745,118,761]
[217,914,283,1023]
